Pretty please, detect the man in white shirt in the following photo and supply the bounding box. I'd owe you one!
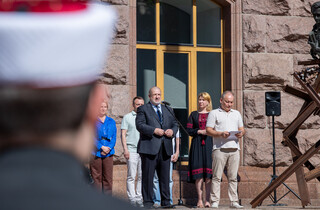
[121,96,145,207]
[206,91,245,209]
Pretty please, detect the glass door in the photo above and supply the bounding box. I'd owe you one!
[136,0,224,162]
[163,52,189,158]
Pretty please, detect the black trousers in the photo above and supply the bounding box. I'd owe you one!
[140,142,171,207]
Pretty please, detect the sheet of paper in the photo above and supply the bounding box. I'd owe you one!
[226,131,241,140]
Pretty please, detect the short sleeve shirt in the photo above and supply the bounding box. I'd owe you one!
[172,129,180,153]
[206,108,244,150]
[121,111,140,153]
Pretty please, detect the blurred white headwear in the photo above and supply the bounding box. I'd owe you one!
[0,0,116,88]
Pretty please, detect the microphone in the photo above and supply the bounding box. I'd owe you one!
[161,101,171,106]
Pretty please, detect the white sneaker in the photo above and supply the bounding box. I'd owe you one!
[130,201,136,207]
[230,202,243,208]
[211,202,218,208]
[136,201,144,208]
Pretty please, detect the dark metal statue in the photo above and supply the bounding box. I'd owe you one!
[309,2,320,59]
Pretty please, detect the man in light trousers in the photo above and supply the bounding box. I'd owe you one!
[121,96,145,207]
[206,91,245,209]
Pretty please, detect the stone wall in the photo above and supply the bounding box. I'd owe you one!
[99,0,320,167]
[242,0,320,167]
[99,0,320,204]
[101,0,134,164]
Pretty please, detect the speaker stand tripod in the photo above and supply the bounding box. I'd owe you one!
[267,115,301,206]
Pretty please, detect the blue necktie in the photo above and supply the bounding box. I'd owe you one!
[156,106,162,124]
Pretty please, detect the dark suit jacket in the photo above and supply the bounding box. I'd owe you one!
[136,102,178,156]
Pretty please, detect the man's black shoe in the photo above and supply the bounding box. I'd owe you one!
[161,205,175,209]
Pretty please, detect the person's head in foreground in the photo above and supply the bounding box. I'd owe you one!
[0,0,115,162]
[0,1,140,209]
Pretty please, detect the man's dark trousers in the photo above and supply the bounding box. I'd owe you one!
[136,102,178,208]
[141,142,171,208]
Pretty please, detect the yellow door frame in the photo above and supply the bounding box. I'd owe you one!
[136,0,224,164]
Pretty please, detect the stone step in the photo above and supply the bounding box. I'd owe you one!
[112,165,320,207]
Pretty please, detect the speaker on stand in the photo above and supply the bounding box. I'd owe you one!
[265,91,281,117]
[265,91,300,206]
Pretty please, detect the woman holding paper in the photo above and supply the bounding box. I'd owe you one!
[187,92,213,208]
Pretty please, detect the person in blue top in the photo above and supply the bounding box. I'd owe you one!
[90,100,117,194]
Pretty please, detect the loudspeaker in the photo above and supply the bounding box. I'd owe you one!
[265,91,281,116]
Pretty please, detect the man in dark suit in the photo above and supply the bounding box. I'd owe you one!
[136,86,178,208]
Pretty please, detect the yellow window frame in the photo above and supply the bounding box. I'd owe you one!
[136,0,224,164]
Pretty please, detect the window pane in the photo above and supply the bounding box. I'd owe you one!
[137,49,156,101]
[164,53,189,157]
[197,0,221,46]
[160,0,192,45]
[197,52,221,108]
[137,0,156,43]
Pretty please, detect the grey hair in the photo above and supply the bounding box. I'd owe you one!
[148,86,161,96]
[221,90,234,99]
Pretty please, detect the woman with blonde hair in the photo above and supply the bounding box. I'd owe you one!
[90,100,117,194]
[187,92,213,208]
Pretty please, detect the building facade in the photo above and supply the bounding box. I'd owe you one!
[102,0,320,205]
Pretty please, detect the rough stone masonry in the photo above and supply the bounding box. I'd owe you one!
[102,0,320,167]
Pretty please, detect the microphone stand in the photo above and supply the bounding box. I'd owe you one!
[162,103,190,207]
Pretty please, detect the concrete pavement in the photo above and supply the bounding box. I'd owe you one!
[145,204,320,209]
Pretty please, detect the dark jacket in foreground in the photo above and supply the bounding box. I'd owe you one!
[136,102,178,156]
[0,147,137,210]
